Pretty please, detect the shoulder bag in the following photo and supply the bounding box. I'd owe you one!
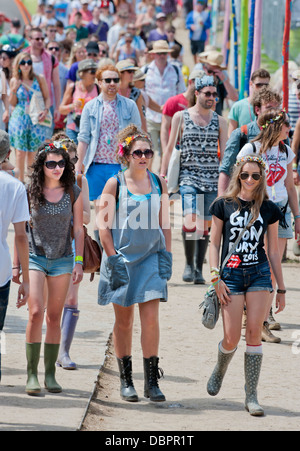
[167,112,183,194]
[199,213,252,329]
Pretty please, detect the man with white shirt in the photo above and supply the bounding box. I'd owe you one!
[143,40,186,163]
[0,130,30,382]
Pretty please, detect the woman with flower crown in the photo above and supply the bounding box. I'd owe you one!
[208,154,285,416]
[16,141,84,396]
[97,124,171,403]
[237,108,300,341]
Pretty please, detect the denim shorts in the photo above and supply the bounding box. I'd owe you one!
[0,281,10,331]
[29,254,73,277]
[179,185,217,220]
[221,261,273,295]
[275,199,293,239]
[86,163,121,201]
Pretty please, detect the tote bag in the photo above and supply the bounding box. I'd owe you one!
[167,113,183,194]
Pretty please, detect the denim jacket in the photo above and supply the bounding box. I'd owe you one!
[77,93,141,173]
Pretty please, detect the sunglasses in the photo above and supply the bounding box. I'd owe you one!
[130,149,154,159]
[20,59,32,66]
[48,46,59,51]
[240,172,261,181]
[86,68,96,74]
[33,37,45,41]
[200,91,218,98]
[99,49,107,55]
[44,159,66,170]
[70,156,79,165]
[88,53,98,57]
[102,77,120,84]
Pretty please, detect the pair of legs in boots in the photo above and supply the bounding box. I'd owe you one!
[207,291,270,416]
[25,271,71,395]
[113,299,165,403]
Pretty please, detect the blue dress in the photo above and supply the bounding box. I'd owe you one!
[8,77,52,152]
[98,171,170,307]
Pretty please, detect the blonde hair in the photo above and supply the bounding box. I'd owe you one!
[220,159,268,224]
[12,52,34,80]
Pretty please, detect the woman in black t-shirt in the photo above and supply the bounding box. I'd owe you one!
[207,154,285,417]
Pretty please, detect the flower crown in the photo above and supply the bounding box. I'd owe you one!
[235,154,266,170]
[260,109,286,130]
[118,133,151,156]
[38,141,68,154]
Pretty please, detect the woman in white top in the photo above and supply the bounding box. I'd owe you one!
[238,108,300,337]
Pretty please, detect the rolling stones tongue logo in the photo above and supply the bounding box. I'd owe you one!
[266,163,285,186]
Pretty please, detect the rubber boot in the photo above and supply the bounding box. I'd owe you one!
[207,342,236,396]
[56,307,79,370]
[44,343,62,393]
[182,230,196,282]
[194,235,209,284]
[25,342,41,396]
[244,353,264,416]
[117,355,138,402]
[143,356,166,402]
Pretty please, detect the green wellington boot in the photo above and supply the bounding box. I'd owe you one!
[25,343,42,396]
[44,343,62,393]
[244,353,264,416]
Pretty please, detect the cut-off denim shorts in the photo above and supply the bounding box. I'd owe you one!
[0,281,10,331]
[179,185,217,221]
[29,254,73,277]
[221,261,273,296]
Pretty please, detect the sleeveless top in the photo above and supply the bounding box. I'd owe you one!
[98,170,168,306]
[67,82,99,131]
[179,109,220,192]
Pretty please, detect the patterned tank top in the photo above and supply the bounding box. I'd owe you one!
[179,109,220,192]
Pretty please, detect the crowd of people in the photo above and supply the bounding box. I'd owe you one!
[1,0,300,419]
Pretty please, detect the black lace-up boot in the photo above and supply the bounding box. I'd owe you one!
[143,356,166,402]
[117,355,138,402]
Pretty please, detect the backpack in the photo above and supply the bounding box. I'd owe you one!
[239,124,288,156]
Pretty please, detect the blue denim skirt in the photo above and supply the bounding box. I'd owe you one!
[221,261,273,295]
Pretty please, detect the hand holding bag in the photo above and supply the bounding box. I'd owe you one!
[199,214,252,329]
[167,113,183,194]
[25,80,52,128]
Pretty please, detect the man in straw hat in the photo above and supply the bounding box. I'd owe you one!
[199,49,238,115]
[143,40,186,168]
[0,130,30,382]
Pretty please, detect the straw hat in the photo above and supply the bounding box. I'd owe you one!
[198,50,226,70]
[149,40,172,54]
[189,69,205,81]
[133,69,146,81]
[116,59,139,72]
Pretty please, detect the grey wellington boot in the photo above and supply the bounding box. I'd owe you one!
[244,353,264,416]
[207,343,236,396]
[117,356,138,402]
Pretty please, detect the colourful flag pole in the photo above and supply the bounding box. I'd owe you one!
[282,0,292,111]
[251,0,263,73]
[231,0,239,91]
[244,0,255,97]
[239,0,249,99]
[222,0,231,65]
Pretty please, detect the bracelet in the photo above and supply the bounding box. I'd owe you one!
[277,289,286,294]
[12,266,20,270]
[75,260,83,265]
[293,163,298,170]
[75,255,83,263]
[212,279,221,287]
[294,215,300,219]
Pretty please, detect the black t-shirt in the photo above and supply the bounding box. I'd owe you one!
[209,197,283,268]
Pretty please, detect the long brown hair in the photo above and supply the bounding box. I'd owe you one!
[253,108,288,154]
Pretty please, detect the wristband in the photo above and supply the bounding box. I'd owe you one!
[75,260,83,265]
[277,289,286,294]
[294,215,300,219]
[293,163,298,170]
[75,255,83,263]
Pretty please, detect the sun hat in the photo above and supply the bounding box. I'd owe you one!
[78,58,98,72]
[116,59,138,72]
[156,12,166,20]
[189,69,205,81]
[198,50,226,70]
[133,69,146,81]
[0,130,11,163]
[149,40,172,54]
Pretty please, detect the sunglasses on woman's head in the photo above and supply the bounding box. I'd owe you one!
[44,160,66,170]
[20,59,32,66]
[130,149,154,159]
[70,156,78,165]
[240,172,261,181]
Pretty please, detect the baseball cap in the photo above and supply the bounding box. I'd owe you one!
[78,58,98,72]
